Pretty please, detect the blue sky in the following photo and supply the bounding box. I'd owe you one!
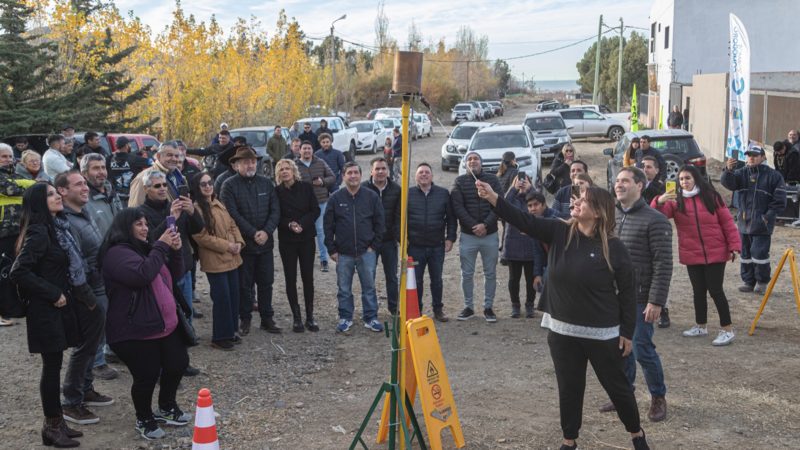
[115,0,651,80]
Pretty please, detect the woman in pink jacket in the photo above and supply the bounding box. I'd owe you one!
[653,165,741,346]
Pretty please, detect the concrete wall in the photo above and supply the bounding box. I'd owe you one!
[688,73,727,162]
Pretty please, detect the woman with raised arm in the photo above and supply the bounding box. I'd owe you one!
[475,180,650,450]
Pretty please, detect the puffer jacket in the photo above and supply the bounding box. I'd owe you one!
[0,165,35,239]
[315,148,346,192]
[15,163,52,183]
[324,187,384,257]
[450,170,502,235]
[652,195,741,266]
[86,182,124,236]
[362,178,401,244]
[552,184,573,219]
[220,173,281,253]
[502,188,545,274]
[192,198,245,273]
[296,156,335,203]
[721,163,787,235]
[63,205,105,292]
[615,198,673,306]
[407,184,457,248]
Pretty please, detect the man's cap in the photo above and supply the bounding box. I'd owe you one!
[116,136,130,148]
[62,124,74,131]
[220,122,229,129]
[745,145,765,156]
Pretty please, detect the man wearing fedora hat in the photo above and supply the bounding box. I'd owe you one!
[220,147,282,335]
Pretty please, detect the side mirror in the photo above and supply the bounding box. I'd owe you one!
[602,148,613,156]
[567,125,575,130]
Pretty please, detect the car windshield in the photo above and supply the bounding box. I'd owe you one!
[354,123,373,132]
[294,121,322,132]
[471,131,529,150]
[413,115,423,122]
[649,137,696,154]
[454,105,470,111]
[379,120,394,128]
[525,117,566,131]
[230,131,267,147]
[451,126,480,140]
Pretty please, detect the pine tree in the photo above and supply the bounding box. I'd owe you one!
[0,0,75,136]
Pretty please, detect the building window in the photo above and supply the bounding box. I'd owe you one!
[650,22,656,52]
[664,26,670,49]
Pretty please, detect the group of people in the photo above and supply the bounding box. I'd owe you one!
[0,114,793,448]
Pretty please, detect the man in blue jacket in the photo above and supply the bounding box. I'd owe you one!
[722,146,787,294]
[315,133,345,193]
[324,162,385,334]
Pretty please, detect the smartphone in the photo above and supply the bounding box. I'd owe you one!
[571,184,581,199]
[166,215,177,233]
[178,185,190,197]
[665,180,676,194]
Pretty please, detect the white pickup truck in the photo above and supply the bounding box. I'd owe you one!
[573,104,631,122]
[293,116,359,161]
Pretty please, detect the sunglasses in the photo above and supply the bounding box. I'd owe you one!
[150,183,167,189]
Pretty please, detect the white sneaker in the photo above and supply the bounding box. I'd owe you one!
[712,329,735,346]
[682,325,708,337]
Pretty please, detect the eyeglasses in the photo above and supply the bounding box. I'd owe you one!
[150,183,167,189]
[199,181,213,187]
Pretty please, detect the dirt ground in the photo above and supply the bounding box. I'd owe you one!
[2,101,800,450]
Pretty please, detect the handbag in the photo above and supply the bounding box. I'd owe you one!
[0,252,26,318]
[543,173,560,195]
[172,284,198,347]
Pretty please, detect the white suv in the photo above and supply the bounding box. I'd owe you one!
[451,103,477,124]
[458,124,543,184]
[440,121,494,171]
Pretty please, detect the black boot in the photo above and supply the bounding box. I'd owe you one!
[289,302,304,333]
[42,417,80,447]
[525,302,536,318]
[60,421,83,439]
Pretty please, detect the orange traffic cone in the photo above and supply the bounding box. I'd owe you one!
[192,388,220,450]
[405,257,421,320]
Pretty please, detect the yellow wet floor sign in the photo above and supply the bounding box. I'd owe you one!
[407,316,465,449]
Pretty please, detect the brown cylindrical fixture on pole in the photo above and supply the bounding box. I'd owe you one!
[392,51,424,95]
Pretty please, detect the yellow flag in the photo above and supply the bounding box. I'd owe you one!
[630,85,639,132]
[658,105,665,129]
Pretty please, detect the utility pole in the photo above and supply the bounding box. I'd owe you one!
[592,14,603,104]
[330,14,346,113]
[521,72,525,93]
[466,60,471,99]
[617,17,624,112]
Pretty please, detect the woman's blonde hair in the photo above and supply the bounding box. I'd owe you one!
[565,186,617,272]
[275,158,301,184]
[21,149,41,164]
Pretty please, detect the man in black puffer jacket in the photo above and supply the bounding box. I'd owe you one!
[451,151,503,322]
[408,163,457,321]
[362,157,401,315]
[220,147,281,335]
[606,166,673,423]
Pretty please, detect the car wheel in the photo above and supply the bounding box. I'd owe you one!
[371,141,377,154]
[608,126,624,141]
[349,141,356,161]
[664,155,682,181]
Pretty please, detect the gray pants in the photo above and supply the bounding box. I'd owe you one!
[62,297,105,407]
[459,232,499,310]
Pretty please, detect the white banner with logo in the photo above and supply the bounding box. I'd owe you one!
[726,13,750,161]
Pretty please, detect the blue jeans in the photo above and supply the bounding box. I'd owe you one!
[459,232,499,310]
[176,271,194,324]
[407,244,445,312]
[740,233,772,285]
[376,241,399,313]
[315,202,329,263]
[207,269,240,342]
[624,302,667,397]
[92,291,109,368]
[336,251,378,322]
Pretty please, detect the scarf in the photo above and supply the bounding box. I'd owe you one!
[53,215,88,286]
[681,186,700,198]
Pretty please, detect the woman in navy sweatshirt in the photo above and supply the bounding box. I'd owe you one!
[476,181,650,450]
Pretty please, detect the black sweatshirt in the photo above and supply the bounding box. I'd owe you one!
[493,196,636,339]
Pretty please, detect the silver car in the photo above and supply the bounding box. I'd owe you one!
[559,108,628,141]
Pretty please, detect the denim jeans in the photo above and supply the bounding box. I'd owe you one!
[62,299,105,407]
[407,244,445,312]
[740,233,772,285]
[92,291,109,368]
[458,232,499,310]
[176,271,194,324]
[315,201,329,263]
[207,269,240,342]
[376,241,399,313]
[239,251,275,322]
[336,251,378,322]
[624,302,667,397]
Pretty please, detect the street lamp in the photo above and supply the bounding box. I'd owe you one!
[331,14,347,114]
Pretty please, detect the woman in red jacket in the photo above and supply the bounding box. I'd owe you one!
[652,165,741,346]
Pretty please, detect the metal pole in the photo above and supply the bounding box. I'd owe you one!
[617,17,624,112]
[397,98,412,450]
[592,14,603,104]
[331,24,336,113]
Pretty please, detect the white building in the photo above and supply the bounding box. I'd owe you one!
[646,0,800,128]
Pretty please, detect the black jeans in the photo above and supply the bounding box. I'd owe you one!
[238,250,275,322]
[407,245,445,312]
[507,260,535,308]
[40,352,64,418]
[376,241,399,313]
[110,330,189,421]
[62,299,105,407]
[547,331,641,440]
[686,263,732,327]
[279,239,316,321]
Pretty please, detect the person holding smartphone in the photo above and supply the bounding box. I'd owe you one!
[475,180,650,450]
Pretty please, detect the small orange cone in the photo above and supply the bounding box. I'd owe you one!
[192,388,220,450]
[405,257,421,319]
